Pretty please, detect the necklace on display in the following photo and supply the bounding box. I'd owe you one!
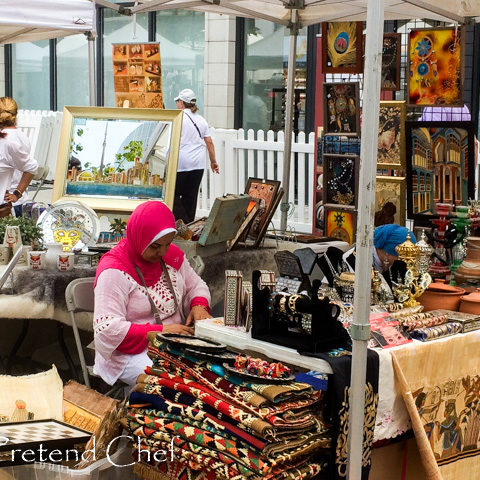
[327,159,355,205]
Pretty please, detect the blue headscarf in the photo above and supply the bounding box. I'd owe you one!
[373,224,416,256]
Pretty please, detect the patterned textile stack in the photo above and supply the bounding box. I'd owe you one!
[122,333,330,480]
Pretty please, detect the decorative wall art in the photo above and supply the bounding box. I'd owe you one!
[112,42,163,109]
[405,121,474,219]
[323,154,359,207]
[375,176,406,226]
[381,33,401,91]
[408,28,463,106]
[322,22,363,74]
[244,178,282,244]
[323,82,360,135]
[377,101,406,169]
[324,206,356,245]
[52,106,183,211]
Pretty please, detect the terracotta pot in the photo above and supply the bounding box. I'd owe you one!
[455,237,480,285]
[459,289,480,315]
[418,279,465,312]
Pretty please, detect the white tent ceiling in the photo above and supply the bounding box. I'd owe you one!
[0,0,95,44]
[123,0,478,25]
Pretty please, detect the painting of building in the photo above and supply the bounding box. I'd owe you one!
[408,125,471,215]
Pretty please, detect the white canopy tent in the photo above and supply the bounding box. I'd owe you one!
[94,0,480,478]
[0,0,96,104]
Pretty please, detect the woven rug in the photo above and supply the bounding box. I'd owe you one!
[392,331,480,480]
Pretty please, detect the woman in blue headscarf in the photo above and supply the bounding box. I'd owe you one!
[319,224,416,288]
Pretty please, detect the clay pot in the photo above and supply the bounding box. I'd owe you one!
[455,237,480,285]
[418,279,465,312]
[459,289,480,315]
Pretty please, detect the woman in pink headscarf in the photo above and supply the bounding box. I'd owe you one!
[93,201,211,387]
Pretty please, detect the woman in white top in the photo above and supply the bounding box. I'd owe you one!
[173,89,219,224]
[0,97,38,217]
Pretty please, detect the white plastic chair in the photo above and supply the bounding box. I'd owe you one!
[65,277,95,387]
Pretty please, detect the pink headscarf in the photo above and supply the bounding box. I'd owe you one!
[94,201,184,287]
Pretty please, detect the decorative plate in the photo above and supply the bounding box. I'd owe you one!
[37,200,100,251]
[184,348,238,365]
[222,363,295,384]
[156,333,226,353]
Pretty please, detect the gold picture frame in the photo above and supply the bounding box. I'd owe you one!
[377,100,405,169]
[375,176,406,226]
[52,106,183,212]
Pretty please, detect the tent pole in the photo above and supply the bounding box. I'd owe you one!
[87,32,96,106]
[347,0,384,478]
[280,9,298,232]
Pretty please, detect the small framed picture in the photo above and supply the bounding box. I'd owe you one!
[323,82,360,136]
[375,176,406,226]
[377,101,406,169]
[381,33,401,91]
[323,154,360,207]
[324,205,357,245]
[322,22,364,74]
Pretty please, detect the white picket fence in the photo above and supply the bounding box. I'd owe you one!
[199,128,315,233]
[15,111,316,232]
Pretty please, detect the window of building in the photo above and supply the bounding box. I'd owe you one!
[11,40,50,110]
[241,19,308,133]
[57,34,90,109]
[156,10,205,110]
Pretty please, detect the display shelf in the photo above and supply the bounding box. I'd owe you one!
[195,318,333,374]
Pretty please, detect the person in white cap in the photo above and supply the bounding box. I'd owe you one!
[173,88,219,223]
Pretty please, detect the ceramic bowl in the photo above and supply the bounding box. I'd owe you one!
[418,280,465,312]
[459,289,480,315]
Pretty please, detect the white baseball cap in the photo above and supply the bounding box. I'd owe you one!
[174,88,196,104]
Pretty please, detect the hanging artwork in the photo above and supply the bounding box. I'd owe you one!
[322,22,363,74]
[323,82,360,136]
[112,42,163,109]
[377,101,406,169]
[408,28,463,106]
[381,33,401,91]
[405,121,474,219]
[323,155,359,207]
[375,176,406,226]
[324,206,356,245]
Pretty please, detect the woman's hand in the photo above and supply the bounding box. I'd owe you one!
[162,324,194,335]
[186,305,211,326]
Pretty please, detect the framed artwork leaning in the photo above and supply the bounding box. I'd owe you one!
[323,82,360,136]
[324,205,356,245]
[321,22,363,74]
[408,27,464,106]
[381,33,401,91]
[375,176,406,226]
[323,154,360,207]
[377,101,406,169]
[52,106,183,212]
[405,121,475,220]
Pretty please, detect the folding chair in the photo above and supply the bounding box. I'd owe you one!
[65,277,95,387]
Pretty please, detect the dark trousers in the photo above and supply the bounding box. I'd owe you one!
[173,169,204,224]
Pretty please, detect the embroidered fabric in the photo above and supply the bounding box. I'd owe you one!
[128,268,181,316]
[373,348,411,442]
[94,314,116,335]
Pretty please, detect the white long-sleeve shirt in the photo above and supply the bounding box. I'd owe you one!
[0,129,38,202]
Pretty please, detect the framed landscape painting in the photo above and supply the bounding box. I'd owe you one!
[377,101,406,169]
[408,27,463,106]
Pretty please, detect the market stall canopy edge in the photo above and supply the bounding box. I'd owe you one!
[109,0,480,25]
[0,0,96,44]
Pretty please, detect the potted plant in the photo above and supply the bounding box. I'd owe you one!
[110,218,127,242]
[0,216,44,249]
